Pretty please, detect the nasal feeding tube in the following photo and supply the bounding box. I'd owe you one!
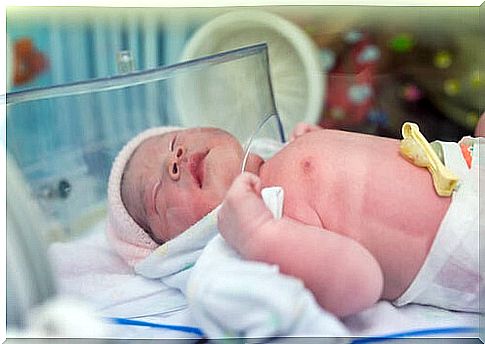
[240,112,286,173]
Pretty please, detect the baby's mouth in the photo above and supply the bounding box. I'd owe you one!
[189,151,208,188]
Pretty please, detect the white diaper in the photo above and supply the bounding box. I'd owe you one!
[393,138,482,312]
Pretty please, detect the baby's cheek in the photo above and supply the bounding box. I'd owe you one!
[166,207,195,236]
[164,194,206,236]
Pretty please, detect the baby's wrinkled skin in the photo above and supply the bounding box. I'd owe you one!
[122,123,452,317]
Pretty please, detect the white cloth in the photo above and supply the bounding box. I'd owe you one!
[135,205,221,294]
[135,187,348,338]
[393,138,482,312]
[48,199,479,339]
[344,301,479,337]
[187,235,348,339]
[48,224,188,320]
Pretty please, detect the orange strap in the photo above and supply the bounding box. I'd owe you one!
[459,143,473,169]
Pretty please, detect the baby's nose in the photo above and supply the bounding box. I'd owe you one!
[168,146,185,181]
[175,146,185,158]
[168,157,181,181]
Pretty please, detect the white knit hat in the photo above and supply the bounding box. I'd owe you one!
[106,126,181,266]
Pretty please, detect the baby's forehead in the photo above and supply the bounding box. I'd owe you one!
[125,134,169,177]
[134,132,174,156]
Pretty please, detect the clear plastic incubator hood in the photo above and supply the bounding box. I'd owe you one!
[5,43,285,330]
[6,43,284,241]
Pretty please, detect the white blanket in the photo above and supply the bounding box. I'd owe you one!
[131,186,347,338]
[48,222,196,339]
[48,219,479,339]
[188,234,348,338]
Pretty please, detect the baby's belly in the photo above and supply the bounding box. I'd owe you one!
[260,130,451,299]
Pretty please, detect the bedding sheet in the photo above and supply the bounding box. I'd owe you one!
[47,220,479,340]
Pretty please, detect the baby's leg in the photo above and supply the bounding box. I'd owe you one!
[218,173,384,317]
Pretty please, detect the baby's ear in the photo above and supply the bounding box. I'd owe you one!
[145,212,166,244]
[144,191,166,244]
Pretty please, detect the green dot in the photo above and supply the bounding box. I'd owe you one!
[434,51,453,69]
[443,79,460,96]
[466,112,479,128]
[470,70,481,89]
[389,33,414,53]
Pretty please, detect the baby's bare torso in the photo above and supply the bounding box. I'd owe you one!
[259,129,451,300]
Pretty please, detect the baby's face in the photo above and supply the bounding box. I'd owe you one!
[123,127,263,243]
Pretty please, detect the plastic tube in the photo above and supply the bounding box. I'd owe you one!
[106,317,205,337]
[350,326,479,344]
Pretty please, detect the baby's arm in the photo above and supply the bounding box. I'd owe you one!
[218,173,384,317]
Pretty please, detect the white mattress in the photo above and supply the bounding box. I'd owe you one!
[47,220,479,340]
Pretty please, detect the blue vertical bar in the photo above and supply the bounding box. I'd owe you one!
[93,18,115,147]
[142,15,160,128]
[126,15,144,136]
[109,16,129,142]
[48,17,69,172]
[163,18,190,125]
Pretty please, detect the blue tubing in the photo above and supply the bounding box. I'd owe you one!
[107,319,478,342]
[107,317,205,336]
[350,326,479,344]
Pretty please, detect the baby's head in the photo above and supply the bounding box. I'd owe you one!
[107,126,263,266]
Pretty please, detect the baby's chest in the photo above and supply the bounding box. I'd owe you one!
[259,147,339,227]
[259,138,437,237]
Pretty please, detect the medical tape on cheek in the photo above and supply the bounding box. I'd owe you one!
[399,122,459,197]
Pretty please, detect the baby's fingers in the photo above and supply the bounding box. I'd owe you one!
[229,172,262,197]
[218,172,273,250]
[290,122,321,142]
[220,173,266,222]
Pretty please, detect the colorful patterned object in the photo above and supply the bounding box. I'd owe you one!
[458,137,476,169]
[320,30,380,129]
[13,37,49,86]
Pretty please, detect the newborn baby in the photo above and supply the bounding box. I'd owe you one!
[107,123,480,317]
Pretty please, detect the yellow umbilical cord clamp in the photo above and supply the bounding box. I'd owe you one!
[400,122,459,197]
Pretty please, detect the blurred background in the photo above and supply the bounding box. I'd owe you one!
[7,5,484,140]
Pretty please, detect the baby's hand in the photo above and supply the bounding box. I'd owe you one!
[289,122,322,142]
[217,172,274,255]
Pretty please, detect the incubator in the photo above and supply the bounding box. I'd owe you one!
[5,43,285,338]
[4,6,482,341]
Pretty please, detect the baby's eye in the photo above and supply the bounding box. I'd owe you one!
[169,136,177,152]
